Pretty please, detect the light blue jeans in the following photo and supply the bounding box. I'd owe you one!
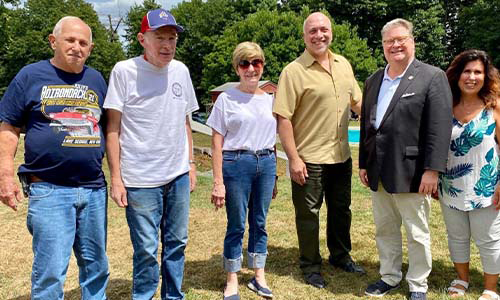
[125,172,190,300]
[222,150,276,272]
[27,183,109,300]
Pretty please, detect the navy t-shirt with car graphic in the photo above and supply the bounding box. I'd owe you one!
[0,60,107,188]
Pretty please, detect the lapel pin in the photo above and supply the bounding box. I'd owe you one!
[408,75,414,80]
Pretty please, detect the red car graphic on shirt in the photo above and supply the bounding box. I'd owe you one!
[48,107,100,136]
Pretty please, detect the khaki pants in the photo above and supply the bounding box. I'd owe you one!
[371,183,432,293]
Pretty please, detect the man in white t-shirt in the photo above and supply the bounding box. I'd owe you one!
[104,8,198,300]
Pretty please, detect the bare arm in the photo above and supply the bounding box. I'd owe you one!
[186,116,196,192]
[106,109,127,207]
[351,99,362,115]
[211,130,225,210]
[492,103,500,210]
[277,115,308,185]
[0,122,22,211]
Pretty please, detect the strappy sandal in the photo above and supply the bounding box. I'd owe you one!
[478,290,500,300]
[447,279,469,297]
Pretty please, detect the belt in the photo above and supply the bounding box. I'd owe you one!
[29,174,44,183]
[223,149,274,156]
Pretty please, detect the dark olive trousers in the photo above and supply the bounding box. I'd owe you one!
[291,158,353,274]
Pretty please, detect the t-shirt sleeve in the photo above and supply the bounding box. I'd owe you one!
[103,65,126,112]
[273,67,297,120]
[206,94,226,136]
[0,77,28,128]
[185,70,199,115]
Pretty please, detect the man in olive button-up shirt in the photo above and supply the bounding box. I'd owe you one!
[273,12,364,289]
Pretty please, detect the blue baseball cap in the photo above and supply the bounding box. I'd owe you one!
[140,8,184,33]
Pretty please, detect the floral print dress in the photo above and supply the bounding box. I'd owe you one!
[439,108,498,211]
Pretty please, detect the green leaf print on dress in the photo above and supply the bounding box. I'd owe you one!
[450,110,495,157]
[473,147,499,198]
[439,163,473,197]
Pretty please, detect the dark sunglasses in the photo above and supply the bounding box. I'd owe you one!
[238,59,264,69]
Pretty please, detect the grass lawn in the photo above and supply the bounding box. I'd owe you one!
[0,137,487,299]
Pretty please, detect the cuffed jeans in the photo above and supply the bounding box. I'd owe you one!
[291,158,353,274]
[222,150,276,272]
[125,172,190,300]
[27,183,109,300]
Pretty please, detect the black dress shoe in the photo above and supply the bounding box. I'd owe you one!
[304,272,326,288]
[331,258,366,274]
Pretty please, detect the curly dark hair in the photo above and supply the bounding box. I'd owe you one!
[446,49,500,108]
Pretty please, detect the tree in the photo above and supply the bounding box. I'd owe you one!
[458,0,500,66]
[201,8,380,107]
[122,0,161,58]
[171,0,278,108]
[0,0,124,98]
[281,0,449,68]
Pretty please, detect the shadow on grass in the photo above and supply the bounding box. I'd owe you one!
[8,279,132,300]
[183,244,392,297]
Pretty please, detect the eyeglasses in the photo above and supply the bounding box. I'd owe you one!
[382,36,411,47]
[238,59,264,69]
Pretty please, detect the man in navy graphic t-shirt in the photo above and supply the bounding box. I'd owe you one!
[0,16,109,299]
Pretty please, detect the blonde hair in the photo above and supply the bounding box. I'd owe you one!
[231,42,265,72]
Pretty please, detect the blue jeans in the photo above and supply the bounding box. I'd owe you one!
[26,183,109,300]
[222,150,276,272]
[125,173,190,300]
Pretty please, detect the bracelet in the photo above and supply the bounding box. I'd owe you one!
[189,160,195,164]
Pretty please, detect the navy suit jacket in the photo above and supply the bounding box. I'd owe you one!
[359,59,453,193]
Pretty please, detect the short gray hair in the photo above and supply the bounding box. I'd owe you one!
[53,16,93,42]
[381,18,413,38]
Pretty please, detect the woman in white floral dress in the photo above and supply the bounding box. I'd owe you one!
[439,49,500,300]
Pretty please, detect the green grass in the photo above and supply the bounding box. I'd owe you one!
[0,140,489,299]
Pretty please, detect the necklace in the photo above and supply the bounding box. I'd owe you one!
[461,100,484,115]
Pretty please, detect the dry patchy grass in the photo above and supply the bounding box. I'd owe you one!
[0,142,489,300]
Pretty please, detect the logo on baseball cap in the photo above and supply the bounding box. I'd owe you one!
[140,8,184,33]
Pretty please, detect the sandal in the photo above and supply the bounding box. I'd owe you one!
[447,279,469,297]
[479,290,500,300]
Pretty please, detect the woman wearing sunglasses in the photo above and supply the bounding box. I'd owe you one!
[439,49,500,300]
[206,41,276,300]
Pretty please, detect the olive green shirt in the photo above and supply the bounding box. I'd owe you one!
[273,49,362,164]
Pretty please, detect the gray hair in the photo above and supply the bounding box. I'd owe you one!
[381,18,413,38]
[53,16,93,42]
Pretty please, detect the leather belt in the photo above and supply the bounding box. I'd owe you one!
[29,174,44,183]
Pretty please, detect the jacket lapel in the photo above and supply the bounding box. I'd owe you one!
[377,60,421,129]
[368,70,384,128]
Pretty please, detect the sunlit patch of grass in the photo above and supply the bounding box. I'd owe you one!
[0,141,488,299]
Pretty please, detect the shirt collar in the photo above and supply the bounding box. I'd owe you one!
[383,58,414,81]
[302,49,338,68]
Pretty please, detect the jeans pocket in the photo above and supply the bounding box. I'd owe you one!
[223,151,238,162]
[29,183,54,200]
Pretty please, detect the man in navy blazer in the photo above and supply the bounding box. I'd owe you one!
[359,18,452,300]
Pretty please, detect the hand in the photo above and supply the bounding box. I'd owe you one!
[272,176,278,199]
[359,169,369,187]
[0,177,22,211]
[189,164,197,192]
[211,183,225,210]
[290,157,308,186]
[110,177,127,207]
[493,185,500,210]
[418,170,439,195]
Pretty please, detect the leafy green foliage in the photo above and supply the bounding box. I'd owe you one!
[200,8,379,107]
[458,0,500,66]
[122,0,161,58]
[0,0,124,98]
